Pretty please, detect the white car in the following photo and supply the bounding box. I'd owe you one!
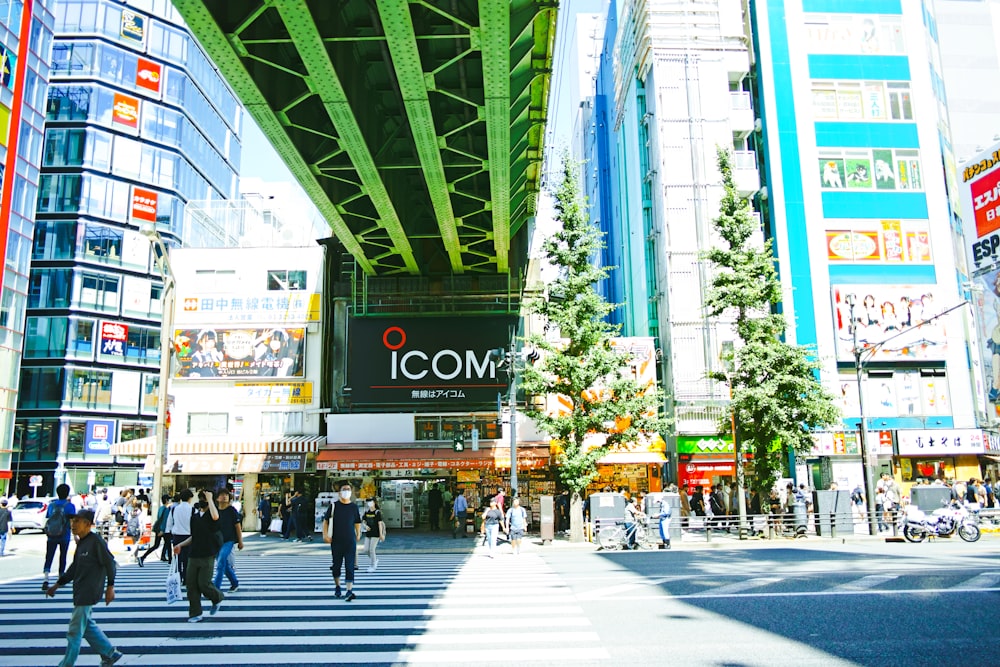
[10,499,50,534]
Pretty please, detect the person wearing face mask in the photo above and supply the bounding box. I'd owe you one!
[361,499,386,573]
[322,482,362,601]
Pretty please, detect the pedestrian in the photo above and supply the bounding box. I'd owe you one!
[494,486,506,514]
[709,485,726,529]
[655,495,672,549]
[554,489,569,532]
[441,486,453,530]
[480,499,503,558]
[623,494,640,549]
[689,486,705,516]
[139,495,172,567]
[322,482,361,601]
[427,484,442,531]
[172,490,224,623]
[0,498,10,557]
[95,493,112,539]
[212,488,243,593]
[505,497,528,555]
[361,498,385,572]
[45,509,123,667]
[450,488,468,538]
[43,483,78,591]
[290,489,312,541]
[280,491,292,539]
[850,484,865,523]
[171,489,195,582]
[679,485,691,528]
[257,494,272,536]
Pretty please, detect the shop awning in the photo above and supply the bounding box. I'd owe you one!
[315,446,550,472]
[109,436,157,457]
[597,451,666,465]
[169,435,325,455]
[164,454,235,475]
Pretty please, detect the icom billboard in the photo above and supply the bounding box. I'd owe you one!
[347,316,516,407]
[961,141,1000,273]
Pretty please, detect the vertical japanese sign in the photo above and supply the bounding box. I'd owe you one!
[136,58,161,94]
[112,93,139,129]
[100,322,128,356]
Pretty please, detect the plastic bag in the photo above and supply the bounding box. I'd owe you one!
[165,558,183,605]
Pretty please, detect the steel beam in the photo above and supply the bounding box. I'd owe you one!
[478,0,511,274]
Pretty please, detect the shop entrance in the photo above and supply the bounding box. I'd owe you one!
[376,476,452,529]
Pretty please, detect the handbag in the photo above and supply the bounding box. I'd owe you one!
[269,518,282,532]
[165,559,183,605]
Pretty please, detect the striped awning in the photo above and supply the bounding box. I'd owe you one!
[109,436,157,457]
[168,435,325,455]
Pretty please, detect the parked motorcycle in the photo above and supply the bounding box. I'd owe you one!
[903,500,981,543]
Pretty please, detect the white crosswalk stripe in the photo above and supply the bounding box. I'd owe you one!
[0,551,608,666]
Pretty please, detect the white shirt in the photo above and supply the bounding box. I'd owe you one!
[172,500,194,535]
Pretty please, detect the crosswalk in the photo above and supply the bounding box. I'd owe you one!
[0,547,609,666]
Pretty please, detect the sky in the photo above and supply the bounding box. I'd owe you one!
[240,117,296,184]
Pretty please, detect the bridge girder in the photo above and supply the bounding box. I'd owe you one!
[173,0,558,277]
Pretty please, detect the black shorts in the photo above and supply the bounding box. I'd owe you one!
[330,543,356,583]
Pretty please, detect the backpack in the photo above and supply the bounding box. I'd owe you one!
[851,489,863,504]
[44,501,69,538]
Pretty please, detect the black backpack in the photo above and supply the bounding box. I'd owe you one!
[44,502,69,538]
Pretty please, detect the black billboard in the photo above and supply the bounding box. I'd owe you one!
[347,316,516,407]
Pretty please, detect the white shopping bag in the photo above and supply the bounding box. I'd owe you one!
[165,558,183,605]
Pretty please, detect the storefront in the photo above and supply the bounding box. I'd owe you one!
[803,431,893,492]
[583,451,665,497]
[677,435,734,490]
[316,445,552,527]
[895,428,984,494]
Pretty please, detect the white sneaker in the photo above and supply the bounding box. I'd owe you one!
[366,566,374,573]
[372,558,378,570]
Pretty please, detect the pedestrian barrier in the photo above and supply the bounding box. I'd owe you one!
[675,507,905,541]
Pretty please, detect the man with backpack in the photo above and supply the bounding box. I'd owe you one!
[43,483,77,591]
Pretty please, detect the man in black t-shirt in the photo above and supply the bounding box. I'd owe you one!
[427,484,442,530]
[322,482,361,601]
[212,489,243,593]
[172,491,223,623]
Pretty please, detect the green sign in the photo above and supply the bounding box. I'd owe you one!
[677,435,734,455]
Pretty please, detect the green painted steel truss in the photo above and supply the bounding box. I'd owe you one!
[173,0,558,276]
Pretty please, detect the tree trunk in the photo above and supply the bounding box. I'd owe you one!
[569,492,585,542]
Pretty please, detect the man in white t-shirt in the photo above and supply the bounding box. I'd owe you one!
[171,490,195,581]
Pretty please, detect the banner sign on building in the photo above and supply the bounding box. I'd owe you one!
[174,327,306,379]
[676,435,734,455]
[831,286,948,362]
[0,42,15,91]
[896,429,984,456]
[131,187,158,223]
[179,292,321,323]
[84,420,115,455]
[112,93,139,129]
[960,140,1000,272]
[135,58,161,94]
[100,322,128,356]
[236,382,313,405]
[347,315,516,406]
[811,430,893,456]
[120,9,146,46]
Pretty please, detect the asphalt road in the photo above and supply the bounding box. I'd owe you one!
[542,539,1000,666]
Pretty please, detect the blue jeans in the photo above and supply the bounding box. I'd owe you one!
[213,541,239,589]
[59,604,115,667]
[485,523,499,556]
[0,531,7,556]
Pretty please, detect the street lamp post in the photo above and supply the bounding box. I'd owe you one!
[845,293,879,536]
[491,342,520,497]
[143,229,174,517]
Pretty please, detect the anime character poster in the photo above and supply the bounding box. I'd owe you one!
[174,327,305,379]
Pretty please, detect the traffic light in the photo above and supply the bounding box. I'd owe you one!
[453,433,465,452]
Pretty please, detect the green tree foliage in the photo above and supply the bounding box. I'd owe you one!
[703,148,840,495]
[521,157,671,494]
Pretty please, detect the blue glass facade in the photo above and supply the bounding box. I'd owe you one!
[11,0,242,496]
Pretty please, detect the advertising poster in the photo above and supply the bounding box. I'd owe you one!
[100,322,128,356]
[960,141,1000,272]
[174,326,305,379]
[973,268,1000,415]
[347,315,516,406]
[831,286,947,362]
[84,420,116,455]
[0,42,15,91]
[136,58,161,94]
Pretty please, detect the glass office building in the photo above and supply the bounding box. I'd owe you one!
[11,0,242,496]
[0,0,54,497]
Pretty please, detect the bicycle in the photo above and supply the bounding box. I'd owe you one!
[597,518,654,550]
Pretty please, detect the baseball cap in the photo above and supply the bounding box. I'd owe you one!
[74,509,96,523]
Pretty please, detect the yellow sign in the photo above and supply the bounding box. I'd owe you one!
[236,382,313,405]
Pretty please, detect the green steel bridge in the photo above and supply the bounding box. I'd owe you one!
[174,1,558,312]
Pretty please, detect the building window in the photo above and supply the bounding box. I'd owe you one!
[261,411,303,435]
[28,268,73,308]
[819,148,922,191]
[141,374,159,415]
[82,224,123,263]
[811,81,911,122]
[32,220,77,260]
[188,412,228,435]
[887,83,913,121]
[837,368,950,419]
[120,421,154,442]
[17,368,65,409]
[66,368,113,409]
[77,271,120,313]
[267,270,307,290]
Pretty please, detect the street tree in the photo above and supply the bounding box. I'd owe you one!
[703,148,840,498]
[521,157,671,540]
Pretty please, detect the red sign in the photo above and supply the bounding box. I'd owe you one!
[136,58,161,93]
[678,458,736,488]
[112,92,139,128]
[971,168,1000,237]
[100,322,128,356]
[0,470,11,479]
[131,187,158,223]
